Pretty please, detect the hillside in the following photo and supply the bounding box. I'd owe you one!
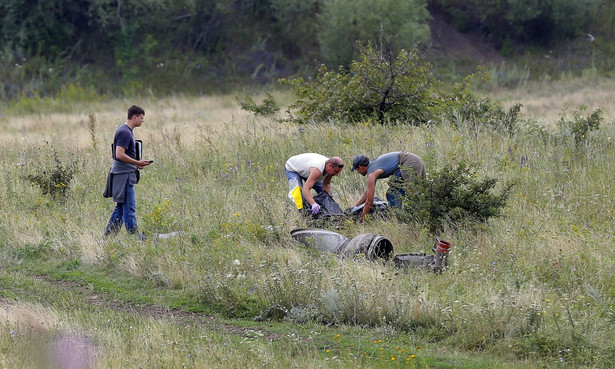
[425,3,504,66]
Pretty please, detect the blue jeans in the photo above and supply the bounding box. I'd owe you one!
[386,169,406,208]
[285,169,323,208]
[105,181,138,234]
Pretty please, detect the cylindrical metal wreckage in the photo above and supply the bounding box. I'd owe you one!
[290,228,450,272]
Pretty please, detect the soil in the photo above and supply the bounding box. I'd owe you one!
[425,3,504,66]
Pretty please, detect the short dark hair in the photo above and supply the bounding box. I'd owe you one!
[127,105,145,119]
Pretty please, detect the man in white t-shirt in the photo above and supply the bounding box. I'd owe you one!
[285,153,344,214]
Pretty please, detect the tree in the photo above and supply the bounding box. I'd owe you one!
[317,0,430,67]
[282,40,439,124]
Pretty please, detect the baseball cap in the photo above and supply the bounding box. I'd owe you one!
[351,155,369,171]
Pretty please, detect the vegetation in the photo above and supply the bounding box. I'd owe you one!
[282,42,524,130]
[239,91,280,117]
[2,1,615,368]
[22,148,78,198]
[556,105,604,146]
[1,0,615,99]
[317,0,430,67]
[396,162,514,233]
[1,76,614,366]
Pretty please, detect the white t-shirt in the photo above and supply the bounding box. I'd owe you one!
[285,153,328,181]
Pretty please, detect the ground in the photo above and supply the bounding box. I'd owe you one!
[425,3,504,66]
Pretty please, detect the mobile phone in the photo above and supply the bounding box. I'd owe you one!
[147,160,154,163]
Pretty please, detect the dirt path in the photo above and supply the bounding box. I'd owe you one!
[2,275,286,341]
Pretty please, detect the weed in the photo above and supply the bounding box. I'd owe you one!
[23,150,77,199]
[557,105,603,146]
[238,91,280,117]
[87,112,97,151]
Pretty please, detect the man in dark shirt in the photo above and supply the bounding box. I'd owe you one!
[351,151,425,222]
[104,105,152,236]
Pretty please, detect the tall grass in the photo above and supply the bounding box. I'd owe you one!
[2,79,615,367]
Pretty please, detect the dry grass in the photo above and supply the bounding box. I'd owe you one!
[492,77,615,123]
[2,78,615,367]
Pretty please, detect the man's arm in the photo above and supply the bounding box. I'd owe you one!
[360,169,383,222]
[115,146,151,168]
[301,167,322,206]
[322,173,333,195]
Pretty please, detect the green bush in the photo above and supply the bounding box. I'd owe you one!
[283,43,523,131]
[556,105,603,146]
[396,161,513,233]
[23,150,77,198]
[239,91,280,117]
[282,43,439,124]
[440,71,524,134]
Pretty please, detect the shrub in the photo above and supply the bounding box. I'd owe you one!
[283,42,525,132]
[396,161,513,233]
[282,42,439,124]
[23,150,78,198]
[238,92,280,117]
[556,105,603,146]
[440,70,524,135]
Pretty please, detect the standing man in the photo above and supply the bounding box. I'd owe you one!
[285,153,344,214]
[351,151,425,222]
[104,105,152,236]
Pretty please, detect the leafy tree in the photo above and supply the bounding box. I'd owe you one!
[317,0,430,67]
[282,42,439,124]
[283,40,521,129]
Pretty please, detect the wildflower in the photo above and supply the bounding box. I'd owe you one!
[333,334,341,339]
[373,339,383,343]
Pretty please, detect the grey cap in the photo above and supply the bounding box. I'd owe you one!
[351,154,369,172]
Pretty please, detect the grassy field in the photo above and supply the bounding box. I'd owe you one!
[1,78,615,368]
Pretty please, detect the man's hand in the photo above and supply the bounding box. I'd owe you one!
[311,203,321,214]
[136,160,152,170]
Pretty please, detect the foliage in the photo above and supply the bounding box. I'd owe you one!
[282,42,439,124]
[317,0,430,67]
[1,0,615,100]
[268,0,321,60]
[434,0,603,47]
[283,42,523,130]
[556,105,603,146]
[3,90,615,367]
[143,200,177,233]
[23,150,77,198]
[239,92,280,117]
[440,70,524,134]
[396,162,513,233]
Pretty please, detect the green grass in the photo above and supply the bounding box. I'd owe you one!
[1,83,615,367]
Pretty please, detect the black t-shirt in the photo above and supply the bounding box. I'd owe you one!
[113,124,136,160]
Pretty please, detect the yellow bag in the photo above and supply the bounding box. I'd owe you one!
[289,185,304,210]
